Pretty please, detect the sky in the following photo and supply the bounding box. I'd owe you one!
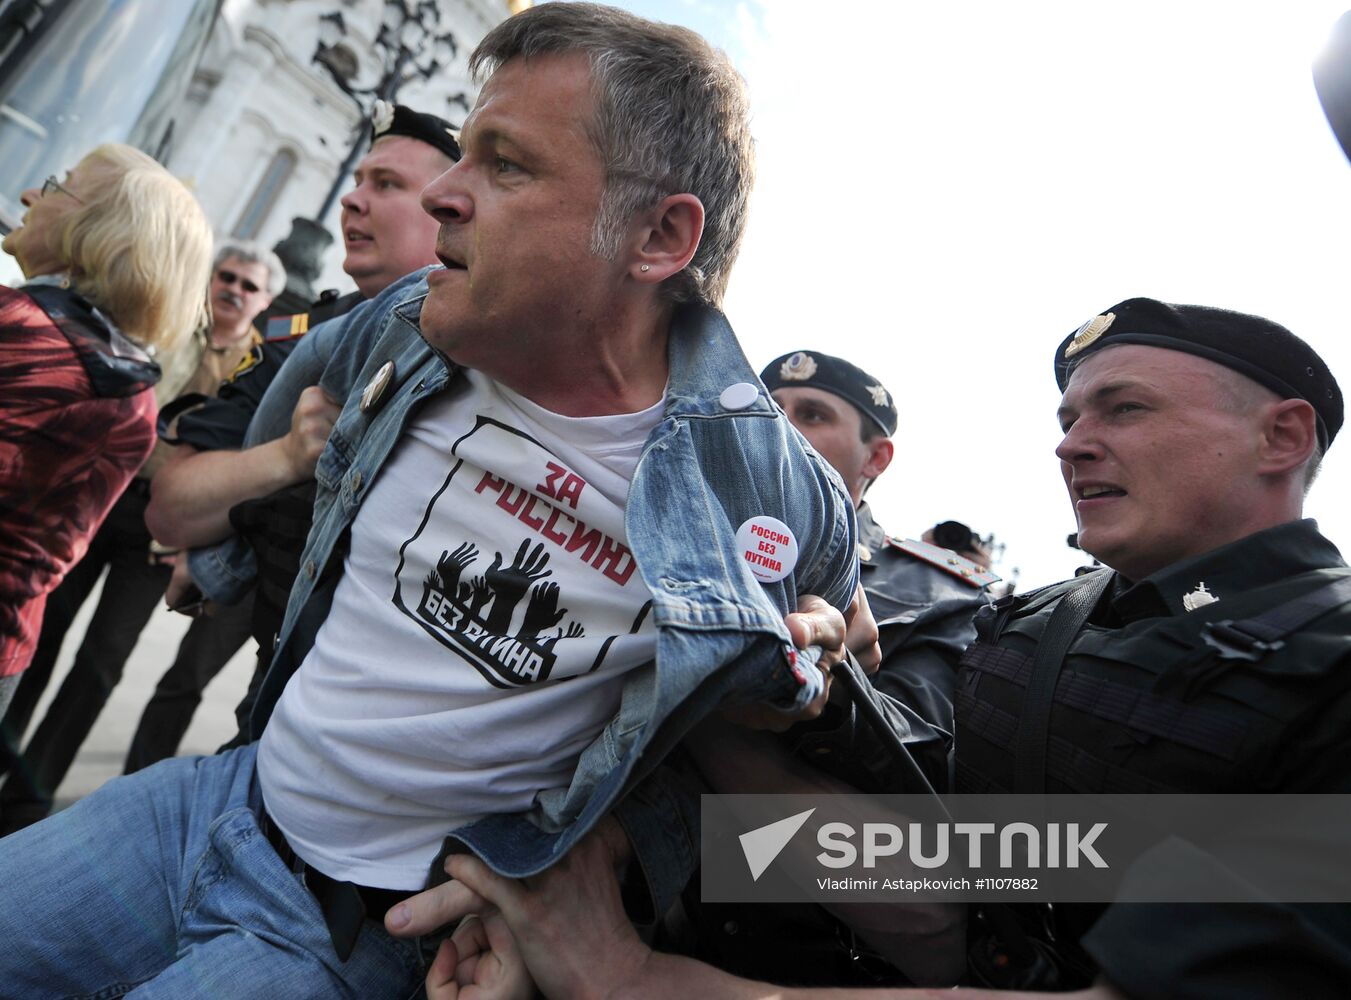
[611,0,1351,589]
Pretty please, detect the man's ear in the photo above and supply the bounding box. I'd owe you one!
[1257,398,1317,476]
[628,193,704,284]
[863,437,894,481]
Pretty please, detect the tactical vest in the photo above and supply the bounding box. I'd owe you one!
[955,568,1351,795]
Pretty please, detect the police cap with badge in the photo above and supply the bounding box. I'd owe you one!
[760,350,899,436]
[368,98,461,162]
[1056,297,1343,450]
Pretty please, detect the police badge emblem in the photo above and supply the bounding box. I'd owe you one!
[1063,312,1116,359]
[372,99,396,136]
[779,352,817,381]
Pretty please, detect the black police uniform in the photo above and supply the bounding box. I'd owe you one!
[678,350,996,986]
[857,502,989,741]
[781,503,995,798]
[126,290,368,766]
[956,521,1351,996]
[759,348,996,751]
[951,297,1351,996]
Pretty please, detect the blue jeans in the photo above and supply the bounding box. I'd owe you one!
[0,744,421,998]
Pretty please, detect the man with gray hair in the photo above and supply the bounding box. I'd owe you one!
[0,239,283,833]
[204,238,286,352]
[0,6,860,997]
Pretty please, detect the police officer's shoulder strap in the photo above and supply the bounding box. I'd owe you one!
[885,537,1002,588]
[1014,568,1113,793]
[1201,572,1351,662]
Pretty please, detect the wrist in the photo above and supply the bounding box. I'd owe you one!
[263,435,309,488]
[598,941,658,1000]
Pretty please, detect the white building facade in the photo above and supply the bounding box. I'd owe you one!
[169,0,512,298]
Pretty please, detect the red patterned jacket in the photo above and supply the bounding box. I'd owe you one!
[0,282,159,676]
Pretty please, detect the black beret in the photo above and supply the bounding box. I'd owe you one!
[760,350,898,436]
[1054,297,1343,449]
[370,101,461,162]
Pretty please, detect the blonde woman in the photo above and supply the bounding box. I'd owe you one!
[0,239,284,833]
[0,143,211,714]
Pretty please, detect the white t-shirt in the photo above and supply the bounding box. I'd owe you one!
[256,369,663,889]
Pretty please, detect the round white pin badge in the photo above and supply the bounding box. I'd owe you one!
[719,382,759,410]
[735,515,798,583]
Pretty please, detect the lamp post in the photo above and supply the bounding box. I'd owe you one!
[312,2,459,221]
[269,0,459,310]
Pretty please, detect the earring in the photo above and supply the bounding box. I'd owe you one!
[639,264,650,272]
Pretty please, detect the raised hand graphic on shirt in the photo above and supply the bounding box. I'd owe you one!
[431,543,479,594]
[519,581,569,637]
[538,619,586,654]
[484,540,553,633]
[467,574,493,617]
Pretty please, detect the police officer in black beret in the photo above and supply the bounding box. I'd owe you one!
[161,102,462,456]
[957,297,1351,996]
[761,350,997,740]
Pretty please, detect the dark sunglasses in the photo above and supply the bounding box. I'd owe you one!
[217,268,262,294]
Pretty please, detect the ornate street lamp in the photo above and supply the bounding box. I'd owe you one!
[312,1,459,221]
[271,0,460,308]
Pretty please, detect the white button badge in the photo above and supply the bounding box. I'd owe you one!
[719,382,759,410]
[360,360,396,413]
[736,515,799,583]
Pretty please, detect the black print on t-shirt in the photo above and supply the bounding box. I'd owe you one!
[417,539,582,686]
[391,415,652,689]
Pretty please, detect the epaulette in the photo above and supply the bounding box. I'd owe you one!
[884,536,1001,588]
[265,312,313,342]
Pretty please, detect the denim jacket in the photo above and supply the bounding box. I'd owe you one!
[246,270,858,914]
